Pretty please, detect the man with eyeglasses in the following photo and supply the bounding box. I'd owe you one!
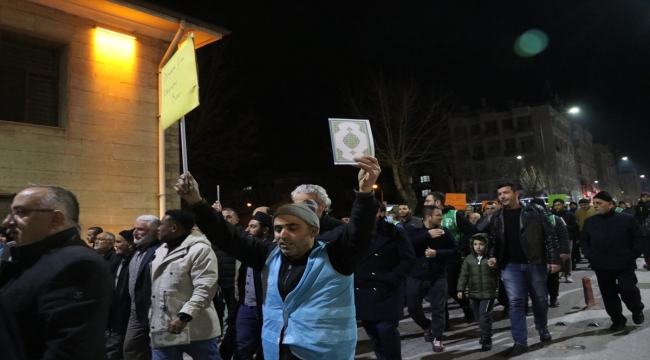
[0,185,113,359]
[95,231,121,274]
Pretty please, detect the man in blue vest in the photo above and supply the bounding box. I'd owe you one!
[174,156,381,360]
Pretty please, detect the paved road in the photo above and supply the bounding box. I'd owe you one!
[355,258,650,359]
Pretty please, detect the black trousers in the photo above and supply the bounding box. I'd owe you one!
[446,261,471,321]
[547,271,560,298]
[217,287,241,360]
[361,319,402,360]
[594,269,644,324]
[406,277,447,339]
[470,298,495,339]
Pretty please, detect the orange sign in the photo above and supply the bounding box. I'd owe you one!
[446,193,466,212]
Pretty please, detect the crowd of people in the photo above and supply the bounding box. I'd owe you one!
[0,156,648,360]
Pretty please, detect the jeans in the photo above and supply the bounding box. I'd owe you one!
[501,263,549,345]
[152,337,221,360]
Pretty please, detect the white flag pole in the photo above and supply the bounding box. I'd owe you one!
[180,116,189,179]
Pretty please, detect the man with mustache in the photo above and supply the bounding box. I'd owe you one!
[174,156,380,360]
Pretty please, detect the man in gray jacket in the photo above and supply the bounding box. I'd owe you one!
[150,209,221,359]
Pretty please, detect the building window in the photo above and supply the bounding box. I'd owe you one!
[469,123,480,136]
[453,125,466,139]
[485,121,497,135]
[504,138,517,155]
[516,116,532,131]
[502,118,513,130]
[243,186,252,191]
[0,30,64,127]
[472,144,484,160]
[487,140,500,155]
[421,189,431,197]
[420,175,430,183]
[520,136,535,153]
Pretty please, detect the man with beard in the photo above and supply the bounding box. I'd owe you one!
[486,183,560,356]
[581,191,646,331]
[106,229,136,360]
[123,215,161,360]
[237,211,274,359]
[423,192,477,325]
[95,231,121,274]
[291,184,345,234]
[0,185,113,359]
[397,203,423,229]
[175,156,380,359]
[405,206,457,353]
[482,201,499,217]
[150,210,221,359]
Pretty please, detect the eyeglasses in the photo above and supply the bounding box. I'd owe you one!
[95,238,113,242]
[5,208,55,219]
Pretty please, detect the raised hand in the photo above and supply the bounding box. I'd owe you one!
[173,172,202,206]
[354,156,381,193]
[212,200,223,213]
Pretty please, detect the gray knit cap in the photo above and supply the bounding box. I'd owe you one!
[273,199,320,228]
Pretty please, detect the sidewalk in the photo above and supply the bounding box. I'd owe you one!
[355,258,650,359]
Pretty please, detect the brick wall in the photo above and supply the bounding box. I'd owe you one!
[0,0,180,234]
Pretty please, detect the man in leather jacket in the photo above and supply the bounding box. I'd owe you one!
[485,183,561,357]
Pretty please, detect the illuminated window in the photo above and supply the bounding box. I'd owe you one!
[0,30,65,127]
[243,186,252,191]
[420,175,430,183]
[422,189,431,197]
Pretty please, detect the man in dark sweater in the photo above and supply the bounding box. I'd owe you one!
[174,156,381,360]
[486,183,560,357]
[581,191,647,331]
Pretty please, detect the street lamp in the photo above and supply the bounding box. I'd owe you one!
[594,180,599,184]
[373,184,384,203]
[622,156,628,161]
[516,155,523,160]
[568,107,580,114]
[641,175,645,178]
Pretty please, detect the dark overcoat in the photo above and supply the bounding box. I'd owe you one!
[354,220,416,321]
[0,227,113,360]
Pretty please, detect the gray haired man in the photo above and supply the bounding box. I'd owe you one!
[291,184,345,234]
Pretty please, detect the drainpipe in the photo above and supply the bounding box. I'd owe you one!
[157,19,186,218]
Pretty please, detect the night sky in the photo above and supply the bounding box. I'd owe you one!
[151,0,650,185]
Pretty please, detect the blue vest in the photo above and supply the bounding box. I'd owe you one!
[260,242,357,360]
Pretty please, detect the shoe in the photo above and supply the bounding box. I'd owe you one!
[538,328,552,342]
[423,330,431,342]
[481,337,492,351]
[609,320,627,331]
[565,275,573,283]
[506,343,529,356]
[432,339,444,352]
[632,312,645,325]
[549,297,559,308]
[558,272,564,279]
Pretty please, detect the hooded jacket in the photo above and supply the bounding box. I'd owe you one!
[457,234,498,299]
[150,231,221,341]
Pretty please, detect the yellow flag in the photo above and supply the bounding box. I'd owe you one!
[161,34,199,130]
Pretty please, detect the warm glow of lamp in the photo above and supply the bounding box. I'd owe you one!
[93,26,136,67]
[372,184,378,189]
[246,203,252,207]
[96,27,136,40]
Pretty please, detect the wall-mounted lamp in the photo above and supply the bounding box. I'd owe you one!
[95,26,136,40]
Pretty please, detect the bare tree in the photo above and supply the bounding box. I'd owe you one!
[342,73,454,209]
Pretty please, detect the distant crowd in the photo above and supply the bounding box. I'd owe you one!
[1,156,648,359]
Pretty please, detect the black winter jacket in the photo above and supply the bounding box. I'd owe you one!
[407,226,458,280]
[486,202,561,266]
[580,210,647,270]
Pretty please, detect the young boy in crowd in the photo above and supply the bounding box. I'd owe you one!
[457,233,499,351]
